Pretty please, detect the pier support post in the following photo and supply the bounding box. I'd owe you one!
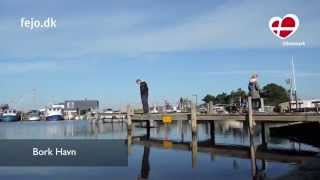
[146,120,150,139]
[249,123,257,179]
[127,105,133,131]
[250,133,257,179]
[191,103,197,134]
[127,128,132,155]
[261,123,267,149]
[210,122,215,145]
[191,132,198,168]
[247,97,257,179]
[248,97,255,130]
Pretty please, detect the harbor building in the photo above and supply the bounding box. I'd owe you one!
[64,99,99,119]
[279,99,320,112]
[65,99,99,113]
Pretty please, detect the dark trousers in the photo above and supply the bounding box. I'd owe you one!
[141,94,149,113]
[252,98,261,110]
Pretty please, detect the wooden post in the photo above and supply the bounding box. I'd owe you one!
[191,132,198,168]
[208,101,213,114]
[247,97,257,179]
[249,130,257,179]
[248,96,254,130]
[146,120,150,139]
[191,103,197,134]
[260,98,265,112]
[261,122,267,149]
[180,120,185,142]
[127,105,133,131]
[127,128,132,155]
[210,122,215,145]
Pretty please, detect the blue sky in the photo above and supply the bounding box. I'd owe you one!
[0,0,320,109]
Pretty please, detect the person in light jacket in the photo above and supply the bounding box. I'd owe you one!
[248,74,261,110]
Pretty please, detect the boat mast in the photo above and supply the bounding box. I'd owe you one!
[291,57,299,111]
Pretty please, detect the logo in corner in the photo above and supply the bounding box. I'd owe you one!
[269,14,299,40]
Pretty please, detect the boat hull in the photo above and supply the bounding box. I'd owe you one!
[27,116,41,121]
[1,115,19,122]
[46,115,64,121]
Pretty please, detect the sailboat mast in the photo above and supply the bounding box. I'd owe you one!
[291,57,299,110]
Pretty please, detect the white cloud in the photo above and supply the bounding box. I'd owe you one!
[0,61,58,74]
[94,0,320,54]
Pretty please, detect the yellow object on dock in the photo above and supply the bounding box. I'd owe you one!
[162,115,173,124]
[163,140,173,149]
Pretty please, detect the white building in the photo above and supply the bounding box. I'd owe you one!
[279,99,320,112]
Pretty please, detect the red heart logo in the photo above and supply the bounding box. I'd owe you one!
[269,14,299,39]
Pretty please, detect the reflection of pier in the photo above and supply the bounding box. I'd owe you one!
[131,138,317,164]
[127,121,319,180]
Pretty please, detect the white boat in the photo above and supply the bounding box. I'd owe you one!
[45,107,64,121]
[27,110,41,121]
[1,109,19,122]
[150,106,159,114]
[102,108,114,119]
[172,106,182,113]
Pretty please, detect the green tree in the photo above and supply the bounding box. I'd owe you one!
[202,88,247,105]
[202,94,215,103]
[215,92,229,104]
[229,88,247,104]
[262,83,289,106]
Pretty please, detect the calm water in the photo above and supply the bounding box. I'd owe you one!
[0,120,318,180]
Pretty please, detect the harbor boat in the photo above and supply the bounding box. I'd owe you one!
[102,108,114,119]
[26,110,41,121]
[1,109,19,122]
[45,107,64,121]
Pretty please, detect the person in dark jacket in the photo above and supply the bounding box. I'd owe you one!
[136,79,149,113]
[248,74,261,110]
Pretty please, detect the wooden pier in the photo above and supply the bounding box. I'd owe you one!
[120,99,320,140]
[131,112,320,122]
[122,98,320,179]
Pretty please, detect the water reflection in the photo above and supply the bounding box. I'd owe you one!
[139,145,151,180]
[130,120,319,180]
[0,120,318,180]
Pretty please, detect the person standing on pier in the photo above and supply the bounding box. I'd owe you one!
[136,79,149,113]
[248,74,261,111]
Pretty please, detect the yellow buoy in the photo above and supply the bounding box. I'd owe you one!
[162,115,172,124]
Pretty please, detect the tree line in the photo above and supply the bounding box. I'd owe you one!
[202,83,289,106]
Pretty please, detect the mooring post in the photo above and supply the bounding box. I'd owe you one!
[191,102,197,134]
[208,101,213,114]
[127,104,133,131]
[247,97,257,179]
[248,96,254,130]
